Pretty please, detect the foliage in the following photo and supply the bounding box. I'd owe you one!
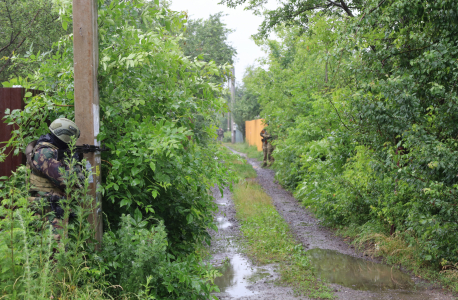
[232,77,261,137]
[0,0,69,81]
[219,0,359,38]
[1,0,236,297]
[0,142,106,299]
[240,0,458,284]
[223,130,231,143]
[179,12,237,134]
[181,12,236,67]
[101,214,220,299]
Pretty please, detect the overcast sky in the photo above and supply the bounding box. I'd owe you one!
[169,0,276,83]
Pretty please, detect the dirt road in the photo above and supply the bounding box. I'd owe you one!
[210,148,455,300]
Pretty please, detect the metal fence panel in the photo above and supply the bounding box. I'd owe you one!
[0,88,25,177]
[1,88,42,178]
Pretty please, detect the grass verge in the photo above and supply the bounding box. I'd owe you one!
[222,144,257,179]
[228,158,257,179]
[232,178,334,298]
[223,142,263,161]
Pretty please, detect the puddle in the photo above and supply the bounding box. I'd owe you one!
[217,216,232,230]
[307,248,415,291]
[247,269,270,283]
[214,254,259,297]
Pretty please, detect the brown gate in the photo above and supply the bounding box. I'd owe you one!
[0,87,42,178]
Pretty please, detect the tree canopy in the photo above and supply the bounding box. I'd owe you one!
[181,12,236,66]
[218,0,364,37]
[0,0,69,82]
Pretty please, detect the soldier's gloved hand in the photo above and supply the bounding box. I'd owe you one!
[72,152,84,162]
[48,195,65,219]
[70,165,86,188]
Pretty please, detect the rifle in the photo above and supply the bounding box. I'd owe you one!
[58,144,109,161]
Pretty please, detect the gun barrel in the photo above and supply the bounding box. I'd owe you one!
[73,144,110,153]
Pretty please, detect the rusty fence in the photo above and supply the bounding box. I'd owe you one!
[245,118,265,152]
[0,87,42,178]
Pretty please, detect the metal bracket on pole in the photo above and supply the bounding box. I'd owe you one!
[73,0,103,246]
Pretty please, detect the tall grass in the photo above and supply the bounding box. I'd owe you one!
[0,141,109,300]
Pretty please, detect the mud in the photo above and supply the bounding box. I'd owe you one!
[222,146,455,300]
[209,186,303,299]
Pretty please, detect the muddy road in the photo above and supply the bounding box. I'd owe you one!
[209,148,455,300]
[209,185,299,299]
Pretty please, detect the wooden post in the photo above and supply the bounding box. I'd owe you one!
[72,0,102,245]
[227,78,230,133]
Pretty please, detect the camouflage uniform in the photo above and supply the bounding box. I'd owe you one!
[27,134,80,242]
[260,129,274,166]
[217,128,224,142]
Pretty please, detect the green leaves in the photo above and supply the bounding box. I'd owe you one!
[1,0,232,297]
[181,12,236,70]
[243,0,458,266]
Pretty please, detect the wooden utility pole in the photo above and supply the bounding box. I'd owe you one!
[230,67,235,144]
[227,78,230,133]
[73,0,103,245]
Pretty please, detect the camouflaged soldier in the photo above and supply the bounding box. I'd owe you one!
[217,128,224,143]
[260,128,274,167]
[26,118,82,242]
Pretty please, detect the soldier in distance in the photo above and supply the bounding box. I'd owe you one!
[260,125,274,167]
[217,127,224,143]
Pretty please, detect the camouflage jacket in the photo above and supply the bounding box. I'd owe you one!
[31,134,84,191]
[32,141,71,191]
[260,129,272,140]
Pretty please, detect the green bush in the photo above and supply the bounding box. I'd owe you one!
[101,214,220,299]
[0,144,106,299]
[223,131,232,142]
[244,0,458,269]
[1,0,234,298]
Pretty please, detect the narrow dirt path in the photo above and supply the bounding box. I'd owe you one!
[226,147,455,300]
[209,186,305,299]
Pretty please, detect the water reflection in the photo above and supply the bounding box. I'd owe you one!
[307,248,414,291]
[217,216,232,230]
[214,254,258,297]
